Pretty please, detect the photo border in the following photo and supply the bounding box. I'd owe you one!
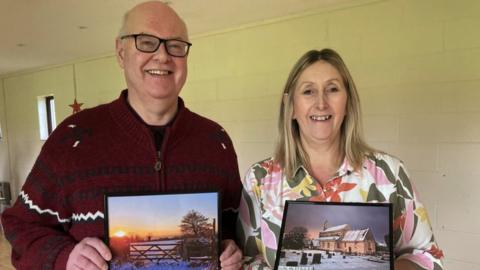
[104,190,221,270]
[274,200,393,270]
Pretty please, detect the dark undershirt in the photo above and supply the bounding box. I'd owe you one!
[126,101,176,151]
[150,126,166,151]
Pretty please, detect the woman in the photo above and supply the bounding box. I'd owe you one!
[237,49,444,270]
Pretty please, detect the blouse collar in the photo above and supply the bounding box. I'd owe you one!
[291,157,355,183]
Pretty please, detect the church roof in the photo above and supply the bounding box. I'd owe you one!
[322,224,350,232]
[342,229,370,241]
[315,236,341,241]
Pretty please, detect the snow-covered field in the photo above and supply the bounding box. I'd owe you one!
[278,250,390,270]
[110,239,215,270]
[110,260,214,270]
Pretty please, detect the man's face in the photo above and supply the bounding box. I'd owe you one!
[116,5,188,105]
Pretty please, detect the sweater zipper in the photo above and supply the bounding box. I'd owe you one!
[153,150,163,191]
[154,151,162,171]
[156,128,169,191]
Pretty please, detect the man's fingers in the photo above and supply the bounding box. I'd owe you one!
[70,265,82,270]
[220,239,236,259]
[83,237,112,261]
[73,251,104,270]
[220,248,242,266]
[221,262,243,270]
[67,237,111,270]
[220,239,243,269]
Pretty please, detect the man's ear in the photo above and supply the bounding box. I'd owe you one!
[115,38,125,69]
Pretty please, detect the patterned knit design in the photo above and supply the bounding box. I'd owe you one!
[1,90,242,270]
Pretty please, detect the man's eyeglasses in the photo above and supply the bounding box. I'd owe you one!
[120,33,192,57]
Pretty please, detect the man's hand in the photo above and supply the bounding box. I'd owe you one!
[66,237,112,270]
[219,239,243,270]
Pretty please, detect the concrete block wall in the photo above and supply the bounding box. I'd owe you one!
[0,80,10,186]
[0,0,478,268]
[184,1,480,268]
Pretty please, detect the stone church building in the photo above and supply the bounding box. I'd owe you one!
[310,223,377,255]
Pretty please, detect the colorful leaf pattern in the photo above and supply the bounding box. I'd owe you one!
[291,174,317,197]
[323,177,356,202]
[415,207,430,224]
[237,153,444,269]
[426,245,444,260]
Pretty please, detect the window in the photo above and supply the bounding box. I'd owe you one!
[37,95,56,140]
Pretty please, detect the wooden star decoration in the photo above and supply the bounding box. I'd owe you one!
[69,99,84,114]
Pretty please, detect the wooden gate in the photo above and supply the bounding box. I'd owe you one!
[129,240,182,264]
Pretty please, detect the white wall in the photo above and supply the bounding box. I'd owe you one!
[0,78,11,189]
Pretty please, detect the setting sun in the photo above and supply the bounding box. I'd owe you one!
[114,230,127,237]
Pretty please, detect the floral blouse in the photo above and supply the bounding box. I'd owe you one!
[237,153,444,270]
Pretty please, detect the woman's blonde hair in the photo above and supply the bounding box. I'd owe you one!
[274,48,375,179]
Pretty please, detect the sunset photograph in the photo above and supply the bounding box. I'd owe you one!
[105,191,220,270]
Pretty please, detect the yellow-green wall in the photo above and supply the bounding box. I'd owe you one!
[1,0,480,268]
[0,79,10,186]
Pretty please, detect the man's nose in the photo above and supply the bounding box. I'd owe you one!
[152,42,170,61]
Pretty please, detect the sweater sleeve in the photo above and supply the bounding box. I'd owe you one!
[236,166,272,270]
[219,128,243,241]
[392,161,444,270]
[0,129,77,269]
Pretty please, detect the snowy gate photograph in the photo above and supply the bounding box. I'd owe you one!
[105,191,220,270]
[275,201,393,270]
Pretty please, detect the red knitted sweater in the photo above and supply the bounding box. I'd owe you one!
[1,90,242,270]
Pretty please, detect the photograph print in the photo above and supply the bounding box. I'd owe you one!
[275,201,393,270]
[105,191,220,270]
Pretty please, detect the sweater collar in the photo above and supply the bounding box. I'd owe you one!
[109,89,189,151]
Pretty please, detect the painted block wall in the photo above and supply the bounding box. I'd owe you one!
[1,0,479,268]
[2,66,76,196]
[0,81,10,187]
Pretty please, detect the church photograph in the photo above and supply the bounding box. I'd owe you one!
[276,201,392,270]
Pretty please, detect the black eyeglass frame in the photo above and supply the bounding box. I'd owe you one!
[120,33,192,57]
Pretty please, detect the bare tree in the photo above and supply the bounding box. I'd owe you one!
[283,226,308,249]
[179,210,210,237]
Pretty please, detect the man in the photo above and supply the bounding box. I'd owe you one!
[1,1,243,269]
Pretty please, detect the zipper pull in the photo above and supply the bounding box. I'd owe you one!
[154,151,162,171]
[154,161,162,171]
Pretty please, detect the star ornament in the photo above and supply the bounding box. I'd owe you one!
[69,99,84,114]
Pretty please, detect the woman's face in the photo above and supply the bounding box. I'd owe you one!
[292,60,348,147]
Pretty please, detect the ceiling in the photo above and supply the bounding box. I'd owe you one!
[0,0,366,76]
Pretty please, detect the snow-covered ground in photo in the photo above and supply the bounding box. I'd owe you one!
[111,239,215,270]
[278,250,390,270]
[110,260,213,270]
